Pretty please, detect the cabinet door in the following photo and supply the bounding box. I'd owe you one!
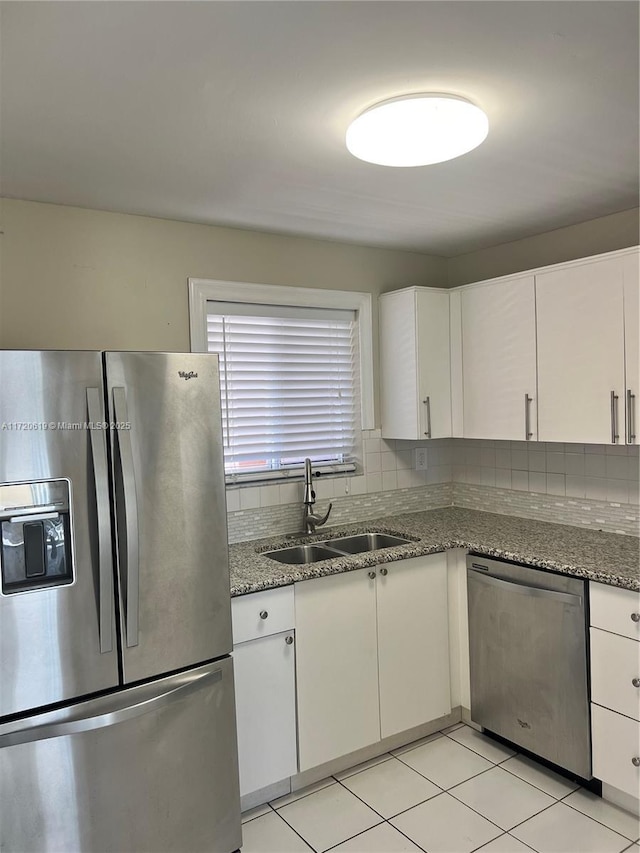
[536,257,625,444]
[592,703,640,798]
[377,554,451,739]
[623,251,639,444]
[380,288,451,439]
[295,568,380,771]
[461,276,537,440]
[233,632,297,796]
[417,290,452,439]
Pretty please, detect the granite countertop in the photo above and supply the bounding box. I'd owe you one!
[228,506,640,597]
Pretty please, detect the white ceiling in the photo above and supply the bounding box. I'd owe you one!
[1,1,638,256]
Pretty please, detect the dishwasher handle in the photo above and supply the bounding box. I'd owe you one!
[468,567,582,607]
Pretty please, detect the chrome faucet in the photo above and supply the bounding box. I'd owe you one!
[303,458,332,534]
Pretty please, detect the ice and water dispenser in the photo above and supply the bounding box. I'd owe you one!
[0,480,74,593]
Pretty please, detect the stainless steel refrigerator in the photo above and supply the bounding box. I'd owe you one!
[0,350,241,853]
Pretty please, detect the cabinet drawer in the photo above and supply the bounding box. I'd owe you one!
[231,586,294,644]
[592,703,640,798]
[591,628,640,721]
[590,583,640,641]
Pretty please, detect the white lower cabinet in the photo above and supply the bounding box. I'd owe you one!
[591,705,640,799]
[295,554,451,771]
[295,567,381,771]
[232,587,297,798]
[377,555,451,738]
[589,582,640,803]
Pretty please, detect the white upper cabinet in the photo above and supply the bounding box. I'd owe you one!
[380,247,638,445]
[380,287,452,440]
[623,250,639,444]
[460,275,537,441]
[536,256,626,444]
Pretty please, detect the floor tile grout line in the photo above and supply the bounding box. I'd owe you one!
[500,791,640,849]
[442,785,527,837]
[337,771,446,823]
[469,830,540,853]
[384,818,432,853]
[394,748,498,792]
[274,775,389,852]
[505,797,572,838]
[499,761,580,801]
[444,729,517,765]
[268,801,323,853]
[321,817,430,853]
[560,797,640,843]
[270,779,337,811]
[241,801,320,852]
[240,802,281,825]
[443,764,502,798]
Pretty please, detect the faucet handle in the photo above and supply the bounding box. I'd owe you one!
[318,503,333,526]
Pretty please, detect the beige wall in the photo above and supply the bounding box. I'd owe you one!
[0,198,446,352]
[446,208,640,287]
[1,198,638,429]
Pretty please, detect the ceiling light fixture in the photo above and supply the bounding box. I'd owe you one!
[346,94,489,167]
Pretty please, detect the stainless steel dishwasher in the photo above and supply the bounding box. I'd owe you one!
[467,553,591,779]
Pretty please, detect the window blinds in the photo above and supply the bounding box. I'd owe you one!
[206,301,360,483]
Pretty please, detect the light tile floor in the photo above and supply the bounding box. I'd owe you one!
[240,723,640,853]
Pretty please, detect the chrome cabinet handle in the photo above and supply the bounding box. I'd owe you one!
[611,391,619,444]
[113,387,139,649]
[422,397,431,438]
[632,757,640,768]
[259,610,268,620]
[628,390,636,443]
[632,677,640,688]
[525,394,533,440]
[631,613,640,623]
[368,571,376,579]
[380,567,388,576]
[87,388,114,655]
[285,635,294,645]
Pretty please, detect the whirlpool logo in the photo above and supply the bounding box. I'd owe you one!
[178,371,198,380]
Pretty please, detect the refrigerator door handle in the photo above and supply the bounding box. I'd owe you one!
[87,387,114,654]
[0,666,223,748]
[113,386,140,648]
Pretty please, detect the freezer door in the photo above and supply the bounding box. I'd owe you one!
[0,658,242,853]
[0,351,119,718]
[104,352,232,683]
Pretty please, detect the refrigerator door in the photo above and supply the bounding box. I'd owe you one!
[0,351,119,718]
[104,352,232,683]
[0,658,242,853]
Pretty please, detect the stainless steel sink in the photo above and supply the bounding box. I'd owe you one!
[324,532,412,554]
[263,543,341,564]
[263,531,413,563]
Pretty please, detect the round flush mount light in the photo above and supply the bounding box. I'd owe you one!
[345,94,489,167]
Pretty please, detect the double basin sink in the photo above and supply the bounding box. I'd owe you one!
[264,531,413,565]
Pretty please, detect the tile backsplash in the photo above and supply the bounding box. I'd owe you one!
[450,438,639,505]
[226,431,640,542]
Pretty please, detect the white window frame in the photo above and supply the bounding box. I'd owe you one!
[188,278,374,430]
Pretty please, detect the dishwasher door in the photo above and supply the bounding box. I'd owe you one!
[467,555,591,779]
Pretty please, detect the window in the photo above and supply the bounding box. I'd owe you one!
[188,279,373,484]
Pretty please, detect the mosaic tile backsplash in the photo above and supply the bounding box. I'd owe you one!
[226,433,640,543]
